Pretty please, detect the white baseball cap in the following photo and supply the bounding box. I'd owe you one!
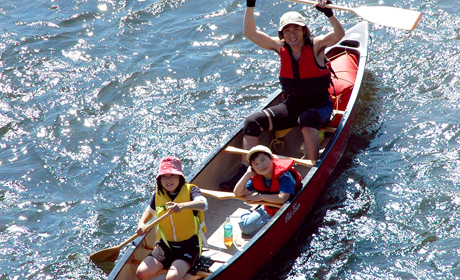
[246,145,273,162]
[278,11,306,32]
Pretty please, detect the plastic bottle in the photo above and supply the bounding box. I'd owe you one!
[223,216,233,247]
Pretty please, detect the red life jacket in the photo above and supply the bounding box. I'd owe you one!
[279,40,332,108]
[251,159,302,217]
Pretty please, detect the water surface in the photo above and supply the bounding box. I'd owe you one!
[1,0,459,279]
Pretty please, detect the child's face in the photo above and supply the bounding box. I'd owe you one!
[160,174,181,193]
[251,153,274,178]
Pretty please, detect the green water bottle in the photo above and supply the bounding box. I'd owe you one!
[223,216,233,247]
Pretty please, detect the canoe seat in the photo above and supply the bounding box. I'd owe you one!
[270,109,343,152]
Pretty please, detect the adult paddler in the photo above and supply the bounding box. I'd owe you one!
[220,0,345,190]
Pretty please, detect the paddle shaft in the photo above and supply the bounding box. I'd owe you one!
[201,189,282,208]
[225,146,315,167]
[119,211,171,248]
[288,0,352,12]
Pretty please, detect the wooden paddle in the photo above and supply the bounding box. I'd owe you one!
[201,189,283,208]
[287,0,422,31]
[89,211,171,262]
[224,146,315,167]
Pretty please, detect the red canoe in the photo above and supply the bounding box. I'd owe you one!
[105,21,369,280]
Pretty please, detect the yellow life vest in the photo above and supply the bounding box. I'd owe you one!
[155,183,207,246]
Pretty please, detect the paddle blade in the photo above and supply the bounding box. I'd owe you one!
[90,246,120,262]
[354,6,422,31]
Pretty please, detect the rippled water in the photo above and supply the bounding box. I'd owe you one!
[1,0,459,279]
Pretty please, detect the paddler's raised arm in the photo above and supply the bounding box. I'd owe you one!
[312,0,345,53]
[243,0,282,52]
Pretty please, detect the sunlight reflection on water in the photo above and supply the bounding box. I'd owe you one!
[1,0,460,279]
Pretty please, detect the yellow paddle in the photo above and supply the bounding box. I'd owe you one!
[288,0,422,31]
[200,189,283,208]
[89,210,171,262]
[224,146,315,167]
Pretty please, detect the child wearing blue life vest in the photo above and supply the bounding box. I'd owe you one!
[136,156,207,280]
[233,145,301,235]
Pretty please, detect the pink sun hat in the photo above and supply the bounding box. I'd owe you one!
[155,156,185,180]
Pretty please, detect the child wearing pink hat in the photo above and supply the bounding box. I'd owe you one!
[136,156,207,280]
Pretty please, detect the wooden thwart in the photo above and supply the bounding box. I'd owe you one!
[201,189,283,208]
[321,126,336,133]
[224,146,315,167]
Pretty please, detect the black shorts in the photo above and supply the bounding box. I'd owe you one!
[264,98,333,131]
[147,235,200,269]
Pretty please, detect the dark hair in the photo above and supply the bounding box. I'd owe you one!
[156,175,186,196]
[249,152,273,167]
[278,26,311,40]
